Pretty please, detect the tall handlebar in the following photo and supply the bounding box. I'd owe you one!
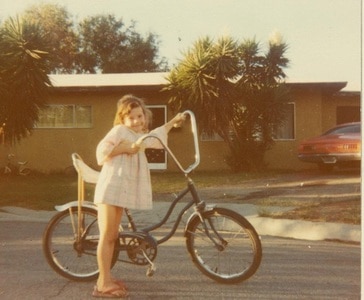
[135,110,200,175]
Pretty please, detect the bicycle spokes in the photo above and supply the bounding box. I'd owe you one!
[185,208,262,283]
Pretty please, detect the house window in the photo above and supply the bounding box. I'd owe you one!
[37,105,92,128]
[145,105,167,170]
[273,103,295,140]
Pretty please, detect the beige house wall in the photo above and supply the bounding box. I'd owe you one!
[0,81,360,173]
[322,93,360,129]
[265,88,322,170]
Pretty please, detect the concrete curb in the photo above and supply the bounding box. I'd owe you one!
[247,217,361,243]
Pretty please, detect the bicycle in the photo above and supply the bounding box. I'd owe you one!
[3,154,31,176]
[42,111,262,284]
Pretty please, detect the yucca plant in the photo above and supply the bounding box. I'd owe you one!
[164,34,290,171]
[0,17,51,145]
[165,36,239,138]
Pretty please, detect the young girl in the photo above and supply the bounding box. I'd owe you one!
[92,95,185,298]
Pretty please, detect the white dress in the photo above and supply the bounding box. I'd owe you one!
[94,125,167,210]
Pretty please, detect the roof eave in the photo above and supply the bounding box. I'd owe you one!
[287,82,347,95]
[50,84,165,93]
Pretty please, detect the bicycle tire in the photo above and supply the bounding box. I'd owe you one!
[42,207,119,281]
[185,207,262,284]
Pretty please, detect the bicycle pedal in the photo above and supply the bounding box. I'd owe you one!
[146,264,156,277]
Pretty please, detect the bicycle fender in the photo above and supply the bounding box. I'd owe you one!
[55,201,97,212]
[184,204,217,236]
[119,231,158,249]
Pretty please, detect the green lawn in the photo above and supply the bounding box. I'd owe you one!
[0,171,360,225]
[0,174,80,210]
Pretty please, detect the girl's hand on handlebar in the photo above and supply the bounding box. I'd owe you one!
[164,113,186,132]
[171,113,186,128]
[111,140,140,157]
[124,141,141,154]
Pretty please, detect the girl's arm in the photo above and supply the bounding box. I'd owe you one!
[142,113,186,149]
[96,126,138,165]
[164,113,186,132]
[109,140,139,157]
[111,114,185,156]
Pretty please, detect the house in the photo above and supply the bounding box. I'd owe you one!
[0,72,360,173]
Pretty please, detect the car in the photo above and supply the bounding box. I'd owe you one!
[297,122,361,171]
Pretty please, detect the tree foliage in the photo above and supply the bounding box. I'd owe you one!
[77,15,166,73]
[21,3,167,73]
[23,3,79,73]
[164,35,290,171]
[0,17,51,145]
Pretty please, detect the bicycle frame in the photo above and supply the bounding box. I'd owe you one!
[124,178,209,245]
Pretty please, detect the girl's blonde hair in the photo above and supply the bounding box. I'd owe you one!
[114,94,152,132]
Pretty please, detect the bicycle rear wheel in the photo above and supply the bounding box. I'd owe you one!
[185,207,262,284]
[42,207,118,281]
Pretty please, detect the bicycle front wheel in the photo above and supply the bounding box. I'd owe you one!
[43,207,102,281]
[185,207,262,284]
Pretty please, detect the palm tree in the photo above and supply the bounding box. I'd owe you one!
[165,36,239,139]
[0,17,51,145]
[164,34,290,171]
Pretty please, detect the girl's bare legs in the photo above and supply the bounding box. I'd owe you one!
[96,204,125,294]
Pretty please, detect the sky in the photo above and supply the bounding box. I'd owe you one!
[0,0,361,91]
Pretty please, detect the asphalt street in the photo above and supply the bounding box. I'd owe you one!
[0,219,360,299]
